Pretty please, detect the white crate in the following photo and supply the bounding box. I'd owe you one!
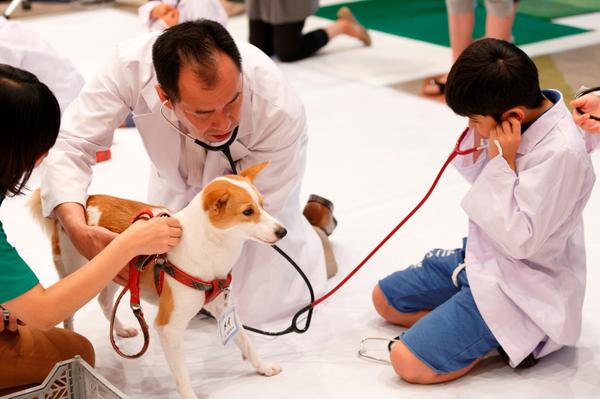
[1,356,126,399]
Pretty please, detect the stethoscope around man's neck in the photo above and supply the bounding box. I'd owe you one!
[160,100,240,171]
[159,99,316,336]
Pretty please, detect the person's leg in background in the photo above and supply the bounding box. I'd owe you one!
[249,19,275,57]
[304,195,338,278]
[273,20,329,62]
[424,0,475,95]
[270,7,370,63]
[484,0,516,41]
[447,0,477,61]
[424,0,515,95]
[0,325,95,395]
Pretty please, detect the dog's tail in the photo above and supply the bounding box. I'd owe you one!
[27,188,55,237]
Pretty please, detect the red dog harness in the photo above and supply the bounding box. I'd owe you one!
[110,209,232,359]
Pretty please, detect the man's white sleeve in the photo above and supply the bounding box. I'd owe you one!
[40,51,134,217]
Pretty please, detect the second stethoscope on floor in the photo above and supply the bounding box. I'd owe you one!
[160,100,502,356]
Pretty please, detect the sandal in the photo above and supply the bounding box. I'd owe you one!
[423,79,446,96]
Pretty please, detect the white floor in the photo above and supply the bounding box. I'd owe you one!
[2,5,600,399]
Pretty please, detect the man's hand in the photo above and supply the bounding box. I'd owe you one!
[72,225,119,260]
[56,202,118,260]
[571,93,600,134]
[488,117,521,171]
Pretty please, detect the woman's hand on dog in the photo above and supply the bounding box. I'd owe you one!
[122,216,182,256]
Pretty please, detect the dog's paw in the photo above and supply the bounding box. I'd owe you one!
[256,361,282,377]
[116,327,138,338]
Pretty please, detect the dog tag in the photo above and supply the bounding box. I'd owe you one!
[218,306,239,346]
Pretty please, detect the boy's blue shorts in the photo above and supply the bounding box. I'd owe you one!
[378,239,499,373]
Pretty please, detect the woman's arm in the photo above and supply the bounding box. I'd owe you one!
[1,217,181,330]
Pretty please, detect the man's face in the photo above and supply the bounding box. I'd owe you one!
[172,52,243,143]
[467,114,498,139]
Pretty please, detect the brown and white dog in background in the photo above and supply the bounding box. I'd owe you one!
[29,162,285,399]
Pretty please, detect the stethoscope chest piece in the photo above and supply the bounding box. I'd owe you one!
[358,336,400,364]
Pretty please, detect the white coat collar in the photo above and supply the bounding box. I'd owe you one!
[517,89,568,155]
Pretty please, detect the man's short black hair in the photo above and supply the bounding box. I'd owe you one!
[152,20,242,103]
[0,64,60,197]
[445,38,544,122]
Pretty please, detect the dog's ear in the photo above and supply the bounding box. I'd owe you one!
[239,161,269,182]
[203,189,230,215]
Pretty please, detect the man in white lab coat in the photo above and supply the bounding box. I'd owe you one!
[372,39,595,383]
[40,20,335,325]
[0,16,84,113]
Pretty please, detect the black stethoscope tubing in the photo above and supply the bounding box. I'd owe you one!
[191,126,316,336]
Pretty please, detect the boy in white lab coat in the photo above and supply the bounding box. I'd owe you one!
[372,38,595,384]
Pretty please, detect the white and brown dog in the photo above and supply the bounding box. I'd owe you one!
[30,162,284,399]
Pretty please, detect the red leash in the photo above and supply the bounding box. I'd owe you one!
[311,128,477,307]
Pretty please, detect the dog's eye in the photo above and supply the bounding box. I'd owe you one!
[243,208,254,216]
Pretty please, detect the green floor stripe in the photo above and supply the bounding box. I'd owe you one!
[518,0,600,20]
[316,0,590,48]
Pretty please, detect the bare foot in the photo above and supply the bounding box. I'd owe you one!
[336,6,371,46]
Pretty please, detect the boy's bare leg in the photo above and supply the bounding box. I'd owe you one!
[372,285,430,327]
[390,340,481,384]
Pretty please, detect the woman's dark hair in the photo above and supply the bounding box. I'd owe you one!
[0,64,60,197]
[445,38,544,122]
[152,19,242,103]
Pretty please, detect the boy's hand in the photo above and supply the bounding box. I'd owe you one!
[488,117,521,171]
[571,94,600,134]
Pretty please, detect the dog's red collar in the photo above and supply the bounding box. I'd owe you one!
[110,208,232,359]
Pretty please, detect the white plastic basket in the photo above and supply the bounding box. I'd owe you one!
[1,356,127,399]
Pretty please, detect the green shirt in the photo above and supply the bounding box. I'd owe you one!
[0,196,39,304]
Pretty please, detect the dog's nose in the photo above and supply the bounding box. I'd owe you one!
[275,226,287,239]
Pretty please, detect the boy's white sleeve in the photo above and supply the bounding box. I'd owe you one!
[461,150,591,259]
[451,128,488,184]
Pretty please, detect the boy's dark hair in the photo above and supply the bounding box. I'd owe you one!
[445,38,544,122]
[152,20,242,103]
[0,64,60,198]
